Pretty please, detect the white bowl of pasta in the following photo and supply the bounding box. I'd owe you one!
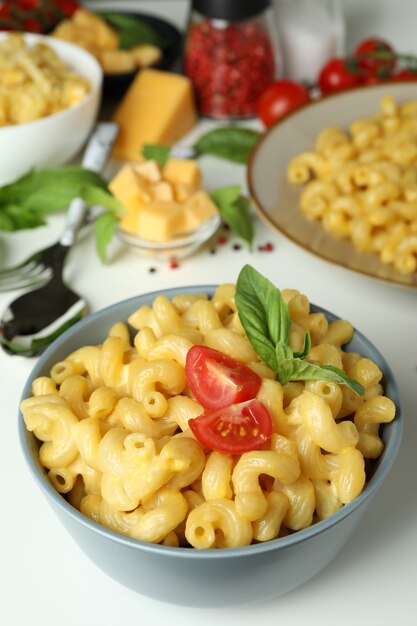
[0,32,102,186]
[18,267,402,607]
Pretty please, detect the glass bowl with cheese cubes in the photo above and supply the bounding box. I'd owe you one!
[110,157,222,260]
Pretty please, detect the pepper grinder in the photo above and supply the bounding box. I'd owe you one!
[183,0,279,119]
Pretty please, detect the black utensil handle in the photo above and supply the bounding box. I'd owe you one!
[59,122,119,247]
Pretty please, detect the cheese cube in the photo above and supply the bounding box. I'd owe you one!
[134,160,162,183]
[119,211,140,234]
[152,181,174,201]
[109,164,152,206]
[136,201,184,242]
[182,191,218,232]
[112,69,197,162]
[174,183,194,203]
[163,159,201,189]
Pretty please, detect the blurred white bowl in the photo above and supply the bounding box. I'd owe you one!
[0,33,102,186]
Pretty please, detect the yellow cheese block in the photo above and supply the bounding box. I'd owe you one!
[108,164,152,206]
[182,191,218,232]
[163,158,201,188]
[152,180,174,201]
[136,201,185,242]
[112,69,197,162]
[134,160,162,183]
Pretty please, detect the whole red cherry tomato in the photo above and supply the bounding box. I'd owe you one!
[185,346,262,410]
[257,80,311,127]
[318,58,360,95]
[188,400,273,455]
[354,37,396,79]
[392,68,417,81]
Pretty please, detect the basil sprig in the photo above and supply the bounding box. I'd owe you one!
[143,126,261,166]
[235,265,364,396]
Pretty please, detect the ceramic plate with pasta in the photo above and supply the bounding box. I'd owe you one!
[248,82,417,290]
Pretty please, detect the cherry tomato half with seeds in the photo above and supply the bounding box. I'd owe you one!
[318,58,360,95]
[185,346,262,410]
[354,37,396,78]
[257,80,311,127]
[188,400,273,455]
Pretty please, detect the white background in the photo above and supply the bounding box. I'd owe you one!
[1,1,417,625]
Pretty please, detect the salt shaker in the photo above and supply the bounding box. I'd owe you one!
[183,0,279,119]
[274,0,345,84]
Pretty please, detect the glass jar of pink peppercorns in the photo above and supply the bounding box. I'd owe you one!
[184,0,279,119]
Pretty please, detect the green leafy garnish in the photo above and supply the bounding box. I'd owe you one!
[79,185,125,263]
[100,12,167,49]
[235,265,364,395]
[142,145,170,167]
[0,167,107,232]
[210,186,254,248]
[143,127,261,166]
[193,127,261,164]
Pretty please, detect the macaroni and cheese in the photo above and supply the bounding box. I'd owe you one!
[21,284,395,549]
[0,33,90,126]
[287,95,417,275]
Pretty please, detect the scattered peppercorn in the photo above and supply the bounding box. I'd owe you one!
[169,258,179,270]
[148,267,157,273]
[258,242,274,252]
[232,243,242,251]
[217,235,228,245]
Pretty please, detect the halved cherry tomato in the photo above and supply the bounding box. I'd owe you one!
[354,37,396,79]
[185,346,261,410]
[318,58,360,95]
[257,80,311,128]
[188,400,273,455]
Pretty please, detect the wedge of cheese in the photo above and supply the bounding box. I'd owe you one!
[112,69,197,162]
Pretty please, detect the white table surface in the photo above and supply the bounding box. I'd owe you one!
[1,2,417,625]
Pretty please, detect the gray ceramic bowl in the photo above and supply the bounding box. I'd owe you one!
[18,287,403,607]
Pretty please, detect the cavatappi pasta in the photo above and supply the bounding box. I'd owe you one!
[21,285,395,549]
[0,33,90,126]
[287,95,417,275]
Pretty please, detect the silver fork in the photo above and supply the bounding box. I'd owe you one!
[0,122,119,357]
[0,123,118,293]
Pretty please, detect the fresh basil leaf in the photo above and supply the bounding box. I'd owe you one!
[101,12,166,49]
[278,359,364,395]
[193,127,261,164]
[95,212,119,263]
[218,195,254,247]
[236,264,291,346]
[293,332,311,359]
[235,265,287,370]
[142,144,170,167]
[0,210,17,231]
[210,185,241,208]
[80,185,126,217]
[210,186,254,247]
[0,167,107,214]
[1,204,46,230]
